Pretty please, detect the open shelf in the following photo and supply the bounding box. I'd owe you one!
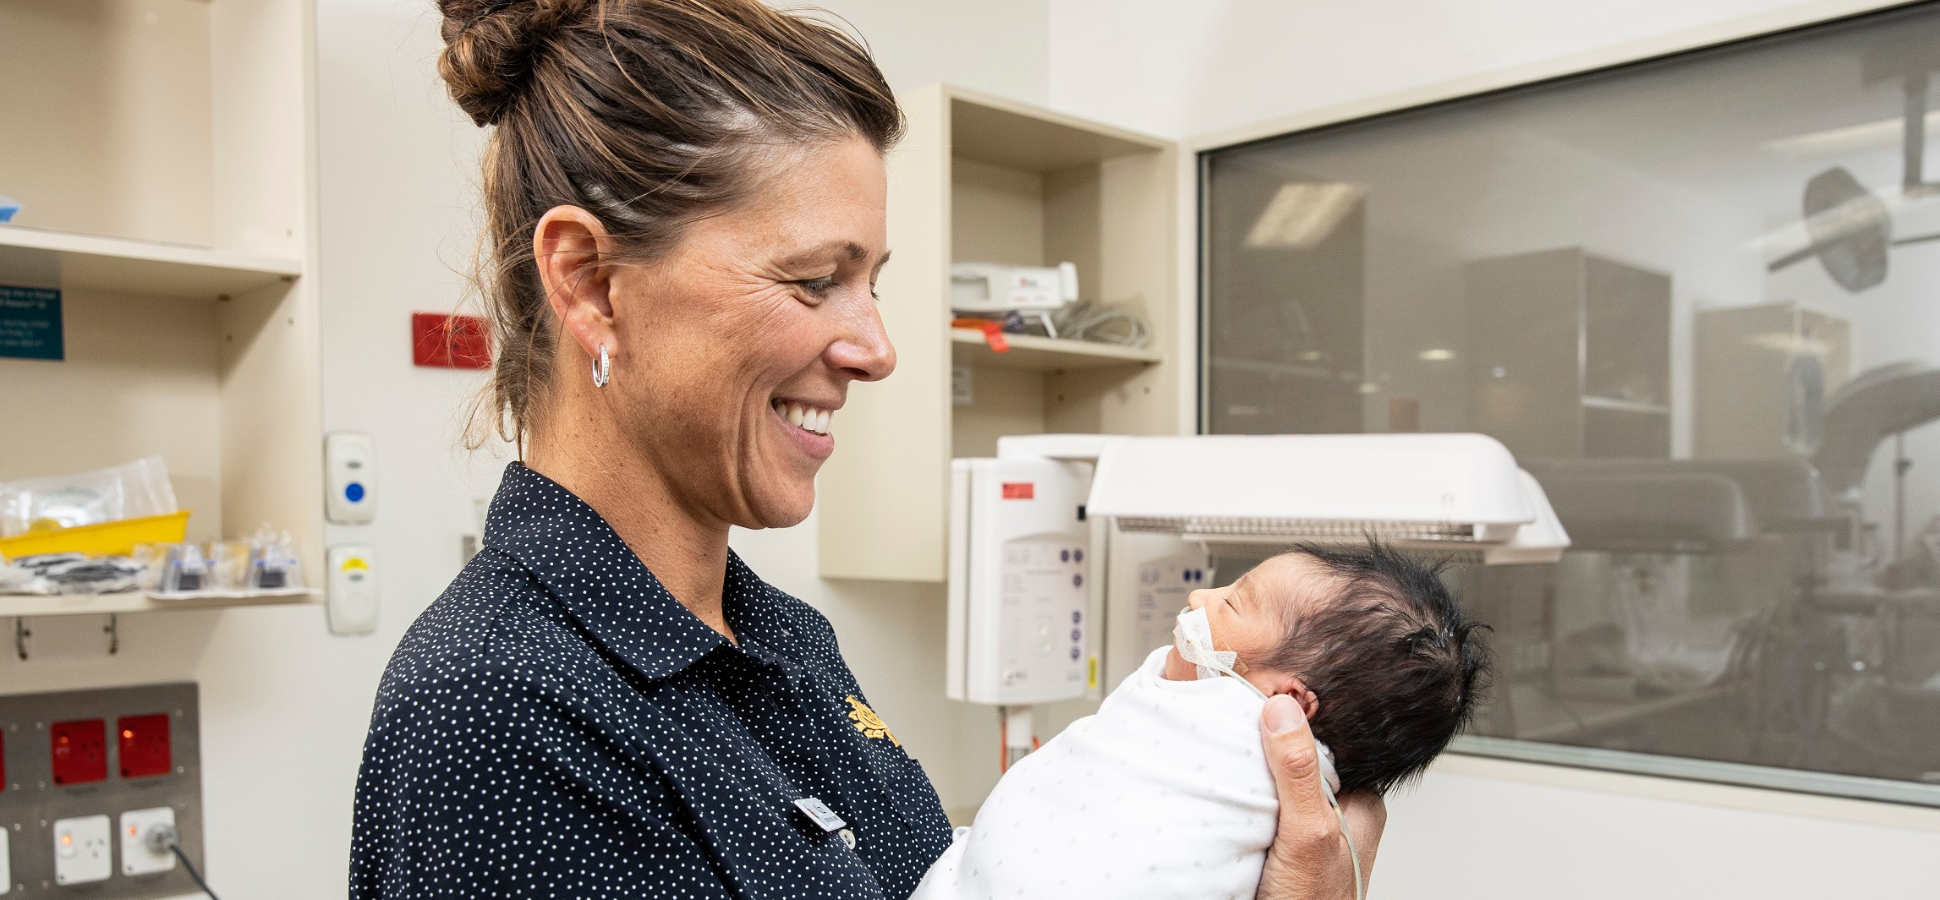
[0,589,322,618]
[817,85,1178,581]
[0,0,323,606]
[950,329,1161,371]
[0,225,301,298]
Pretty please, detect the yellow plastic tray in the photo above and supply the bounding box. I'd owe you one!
[0,511,191,558]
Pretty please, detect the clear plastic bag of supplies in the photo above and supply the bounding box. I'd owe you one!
[0,457,178,537]
[246,526,304,591]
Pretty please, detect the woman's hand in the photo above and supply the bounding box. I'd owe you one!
[1256,695,1386,900]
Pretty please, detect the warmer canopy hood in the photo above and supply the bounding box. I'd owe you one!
[1085,434,1568,564]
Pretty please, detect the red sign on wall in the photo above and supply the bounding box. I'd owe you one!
[1001,482,1035,500]
[412,312,492,370]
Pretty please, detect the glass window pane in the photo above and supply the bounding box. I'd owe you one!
[1201,4,1940,801]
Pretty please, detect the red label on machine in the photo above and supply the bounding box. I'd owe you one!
[1001,482,1035,500]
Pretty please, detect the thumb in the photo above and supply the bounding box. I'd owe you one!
[1261,694,1334,834]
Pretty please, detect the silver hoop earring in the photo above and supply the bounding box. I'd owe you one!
[591,344,611,388]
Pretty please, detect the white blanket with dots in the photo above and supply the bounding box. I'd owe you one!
[909,645,1278,900]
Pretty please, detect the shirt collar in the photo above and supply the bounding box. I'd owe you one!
[484,461,746,682]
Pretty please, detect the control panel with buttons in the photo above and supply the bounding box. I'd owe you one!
[325,431,378,525]
[0,684,204,899]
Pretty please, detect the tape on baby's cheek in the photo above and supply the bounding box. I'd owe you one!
[1173,607,1248,680]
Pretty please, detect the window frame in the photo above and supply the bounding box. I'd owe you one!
[1191,0,1940,808]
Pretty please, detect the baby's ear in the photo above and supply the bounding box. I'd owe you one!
[1262,671,1321,720]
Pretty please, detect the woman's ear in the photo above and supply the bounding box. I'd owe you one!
[534,205,618,362]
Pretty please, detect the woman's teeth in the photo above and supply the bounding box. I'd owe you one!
[773,400,833,436]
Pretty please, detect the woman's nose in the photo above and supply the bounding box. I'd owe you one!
[827,292,896,382]
[1185,589,1208,610]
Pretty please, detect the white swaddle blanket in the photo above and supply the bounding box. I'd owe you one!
[911,646,1277,900]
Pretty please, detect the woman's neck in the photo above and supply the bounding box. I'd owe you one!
[524,424,735,642]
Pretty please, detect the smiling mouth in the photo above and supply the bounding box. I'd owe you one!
[772,399,835,436]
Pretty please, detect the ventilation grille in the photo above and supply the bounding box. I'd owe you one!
[1115,517,1481,542]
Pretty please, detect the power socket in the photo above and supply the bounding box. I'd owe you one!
[51,816,110,885]
[119,808,177,876]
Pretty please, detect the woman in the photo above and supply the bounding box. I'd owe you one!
[350,1,1385,897]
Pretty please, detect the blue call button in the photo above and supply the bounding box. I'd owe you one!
[345,482,367,503]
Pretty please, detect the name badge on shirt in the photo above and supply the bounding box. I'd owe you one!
[793,797,848,833]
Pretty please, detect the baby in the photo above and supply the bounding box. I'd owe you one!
[911,541,1489,900]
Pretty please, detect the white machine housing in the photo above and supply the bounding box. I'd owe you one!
[949,261,1079,313]
[947,456,1093,704]
[1087,434,1568,565]
[951,433,1572,698]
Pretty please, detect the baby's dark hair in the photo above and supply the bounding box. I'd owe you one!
[1252,541,1491,795]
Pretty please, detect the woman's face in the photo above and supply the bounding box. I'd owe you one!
[601,137,894,529]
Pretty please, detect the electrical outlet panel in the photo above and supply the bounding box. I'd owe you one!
[115,715,170,779]
[51,816,110,885]
[0,684,203,899]
[49,720,106,786]
[117,808,175,877]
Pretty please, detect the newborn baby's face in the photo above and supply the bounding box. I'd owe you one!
[1162,554,1324,700]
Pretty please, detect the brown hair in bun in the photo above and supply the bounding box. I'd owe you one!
[436,0,903,445]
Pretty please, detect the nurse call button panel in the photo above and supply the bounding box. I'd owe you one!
[325,431,377,525]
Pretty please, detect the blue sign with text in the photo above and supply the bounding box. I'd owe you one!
[0,285,62,361]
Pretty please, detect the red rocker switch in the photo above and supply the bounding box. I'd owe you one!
[50,719,107,785]
[118,713,172,778]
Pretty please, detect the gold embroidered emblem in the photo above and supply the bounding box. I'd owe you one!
[845,695,899,747]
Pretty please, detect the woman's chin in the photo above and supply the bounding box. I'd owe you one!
[742,485,816,530]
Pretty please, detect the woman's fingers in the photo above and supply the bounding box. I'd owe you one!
[1255,694,1376,900]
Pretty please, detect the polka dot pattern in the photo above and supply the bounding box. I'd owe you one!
[350,462,953,898]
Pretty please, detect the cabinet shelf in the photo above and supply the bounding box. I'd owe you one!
[818,85,1177,581]
[0,225,302,298]
[950,329,1161,371]
[0,589,322,618]
[1579,395,1671,415]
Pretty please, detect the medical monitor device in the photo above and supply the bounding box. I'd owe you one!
[946,456,1095,705]
[949,262,1080,313]
[947,433,1570,706]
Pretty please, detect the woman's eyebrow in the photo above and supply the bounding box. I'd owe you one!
[777,240,876,270]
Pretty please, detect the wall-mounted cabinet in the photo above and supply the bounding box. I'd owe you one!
[818,86,1177,582]
[1696,302,1851,459]
[0,0,321,614]
[1465,248,1672,460]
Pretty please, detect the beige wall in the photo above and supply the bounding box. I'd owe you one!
[11,2,1936,897]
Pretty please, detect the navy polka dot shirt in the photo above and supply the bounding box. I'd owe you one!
[350,462,954,898]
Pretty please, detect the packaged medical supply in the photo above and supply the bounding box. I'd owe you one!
[247,528,303,591]
[161,543,212,593]
[0,457,178,537]
[2,552,142,594]
[0,195,18,223]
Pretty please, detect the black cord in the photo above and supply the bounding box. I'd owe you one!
[169,843,222,900]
